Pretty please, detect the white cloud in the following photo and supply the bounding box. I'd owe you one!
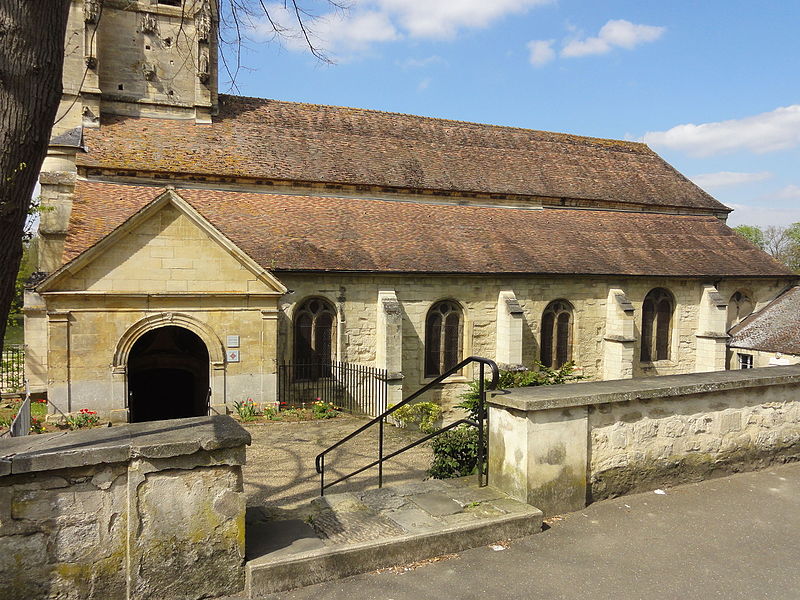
[251,5,399,55]
[775,184,800,199]
[561,19,665,57]
[374,0,553,39]
[528,40,555,67]
[397,55,446,69]
[727,202,800,228]
[690,171,772,189]
[252,0,552,57]
[641,105,800,157]
[417,77,432,91]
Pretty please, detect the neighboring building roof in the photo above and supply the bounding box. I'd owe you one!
[63,181,793,278]
[728,286,800,355]
[77,95,728,213]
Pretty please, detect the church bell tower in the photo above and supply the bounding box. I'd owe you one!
[55,0,218,137]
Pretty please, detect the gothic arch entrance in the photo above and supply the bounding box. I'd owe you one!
[127,326,210,422]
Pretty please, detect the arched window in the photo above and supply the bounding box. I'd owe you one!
[640,288,674,362]
[425,300,463,377]
[294,298,336,379]
[540,300,573,368]
[727,291,754,330]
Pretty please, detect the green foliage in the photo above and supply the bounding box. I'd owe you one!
[733,222,800,273]
[428,361,583,479]
[391,401,442,433]
[233,398,262,421]
[733,225,766,250]
[6,239,36,335]
[457,361,583,420]
[427,425,479,479]
[311,399,340,419]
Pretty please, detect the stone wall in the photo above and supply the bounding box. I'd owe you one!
[489,365,800,516]
[278,273,787,411]
[0,416,249,600]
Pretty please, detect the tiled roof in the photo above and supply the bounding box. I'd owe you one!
[77,95,727,212]
[64,181,793,278]
[729,286,800,355]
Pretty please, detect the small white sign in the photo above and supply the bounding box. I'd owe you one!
[227,349,240,363]
[226,335,240,348]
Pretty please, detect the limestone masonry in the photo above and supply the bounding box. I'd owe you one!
[25,0,798,423]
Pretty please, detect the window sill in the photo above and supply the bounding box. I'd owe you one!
[421,375,469,385]
[639,360,677,368]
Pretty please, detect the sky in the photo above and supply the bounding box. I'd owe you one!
[225,0,800,228]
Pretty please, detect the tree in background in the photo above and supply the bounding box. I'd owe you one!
[733,223,800,272]
[0,0,340,351]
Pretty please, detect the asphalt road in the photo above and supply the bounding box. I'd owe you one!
[261,461,800,600]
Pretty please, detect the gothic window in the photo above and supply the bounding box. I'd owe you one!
[640,288,674,362]
[158,0,182,6]
[727,291,754,330]
[425,301,463,377]
[293,298,336,379]
[540,300,573,368]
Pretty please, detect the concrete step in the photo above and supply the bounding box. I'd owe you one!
[244,478,543,597]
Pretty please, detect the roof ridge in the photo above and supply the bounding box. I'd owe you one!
[218,94,651,152]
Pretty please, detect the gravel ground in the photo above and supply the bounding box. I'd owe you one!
[241,414,432,508]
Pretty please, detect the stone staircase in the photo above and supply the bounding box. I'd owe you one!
[243,477,543,597]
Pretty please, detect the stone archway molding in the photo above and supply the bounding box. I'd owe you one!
[111,312,227,419]
[113,312,225,368]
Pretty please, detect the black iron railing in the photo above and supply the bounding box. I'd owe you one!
[1,344,24,393]
[315,356,499,495]
[279,361,388,417]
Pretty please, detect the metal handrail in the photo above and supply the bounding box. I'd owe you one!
[315,356,499,495]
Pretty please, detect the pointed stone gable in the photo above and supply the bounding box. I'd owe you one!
[50,203,280,295]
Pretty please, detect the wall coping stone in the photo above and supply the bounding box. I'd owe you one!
[0,415,251,476]
[489,364,800,412]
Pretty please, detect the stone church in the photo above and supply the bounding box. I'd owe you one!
[25,0,797,422]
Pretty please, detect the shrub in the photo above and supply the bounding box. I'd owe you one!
[427,425,479,479]
[429,362,583,478]
[233,398,261,422]
[391,401,442,433]
[456,361,583,420]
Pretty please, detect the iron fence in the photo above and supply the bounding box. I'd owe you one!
[1,344,24,393]
[278,361,389,417]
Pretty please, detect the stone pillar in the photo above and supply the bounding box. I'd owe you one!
[489,399,588,516]
[259,307,280,408]
[23,290,48,393]
[495,290,524,368]
[376,290,404,411]
[695,284,729,373]
[37,150,77,273]
[110,365,129,423]
[602,288,636,380]
[46,311,71,415]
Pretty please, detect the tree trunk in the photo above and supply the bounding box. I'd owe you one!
[0,0,70,352]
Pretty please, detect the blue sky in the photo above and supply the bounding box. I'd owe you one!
[227,0,800,227]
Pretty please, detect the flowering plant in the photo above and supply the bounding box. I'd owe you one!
[311,398,340,419]
[64,408,100,430]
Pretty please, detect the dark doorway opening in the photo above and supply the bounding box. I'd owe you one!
[128,326,210,422]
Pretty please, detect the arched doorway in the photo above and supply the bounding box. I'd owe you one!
[127,326,210,422]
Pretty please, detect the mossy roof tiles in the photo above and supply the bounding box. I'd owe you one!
[64,181,793,278]
[76,95,727,212]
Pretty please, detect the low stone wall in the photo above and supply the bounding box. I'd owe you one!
[0,416,250,600]
[489,365,800,516]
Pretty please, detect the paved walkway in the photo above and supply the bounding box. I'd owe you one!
[259,462,800,600]
[241,415,431,508]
